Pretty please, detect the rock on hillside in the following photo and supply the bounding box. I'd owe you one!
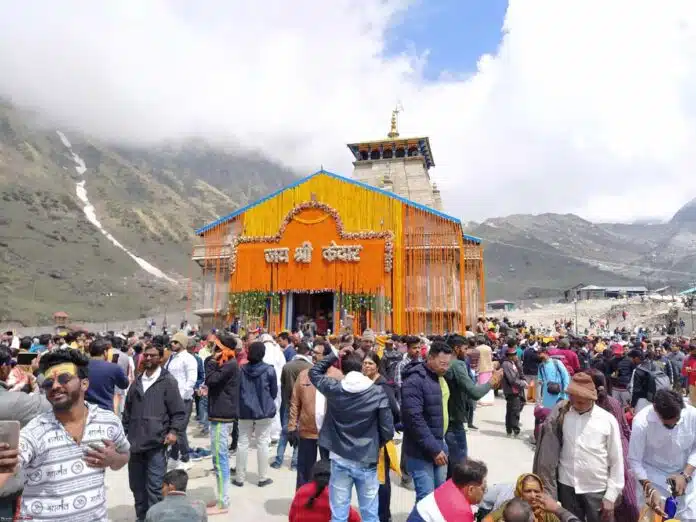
[0,101,297,325]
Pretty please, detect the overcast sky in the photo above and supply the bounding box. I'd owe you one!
[1,0,695,223]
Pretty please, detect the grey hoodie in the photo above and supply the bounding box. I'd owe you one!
[0,383,51,497]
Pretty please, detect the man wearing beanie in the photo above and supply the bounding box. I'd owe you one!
[557,373,624,522]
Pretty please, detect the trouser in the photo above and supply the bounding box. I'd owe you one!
[690,385,696,406]
[296,437,329,490]
[230,419,239,450]
[210,421,231,508]
[525,375,536,402]
[505,394,522,434]
[330,458,379,522]
[198,395,209,432]
[406,441,448,503]
[558,483,607,522]
[444,424,467,478]
[273,403,298,467]
[0,490,21,521]
[466,398,476,426]
[378,450,392,522]
[169,399,193,462]
[400,433,411,483]
[611,388,631,408]
[129,447,167,521]
[236,418,273,483]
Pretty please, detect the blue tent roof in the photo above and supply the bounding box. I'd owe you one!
[195,169,482,244]
[679,286,696,295]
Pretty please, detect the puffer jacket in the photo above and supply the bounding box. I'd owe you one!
[205,356,239,421]
[288,366,343,439]
[610,356,634,389]
[239,362,277,420]
[309,353,394,465]
[401,361,446,461]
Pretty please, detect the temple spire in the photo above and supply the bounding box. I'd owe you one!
[387,106,400,138]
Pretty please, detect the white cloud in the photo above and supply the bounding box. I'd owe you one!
[1,0,696,222]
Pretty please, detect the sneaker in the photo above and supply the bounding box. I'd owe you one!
[270,461,282,470]
[189,451,203,462]
[468,425,479,431]
[232,480,244,487]
[195,448,212,458]
[258,478,273,487]
[177,460,193,471]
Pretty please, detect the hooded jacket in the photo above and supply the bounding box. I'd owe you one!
[122,368,186,454]
[309,353,394,464]
[401,361,446,461]
[205,356,239,421]
[239,362,278,420]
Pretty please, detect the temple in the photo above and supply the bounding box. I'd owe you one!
[191,114,485,334]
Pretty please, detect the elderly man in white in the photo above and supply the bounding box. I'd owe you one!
[628,388,696,520]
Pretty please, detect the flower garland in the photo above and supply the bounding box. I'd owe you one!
[342,293,392,314]
[228,201,395,274]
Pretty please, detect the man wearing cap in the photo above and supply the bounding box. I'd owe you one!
[164,331,198,471]
[557,373,624,522]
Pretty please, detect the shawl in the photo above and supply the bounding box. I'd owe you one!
[483,473,560,522]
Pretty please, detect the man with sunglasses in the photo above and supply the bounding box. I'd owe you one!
[0,348,130,521]
[629,388,696,519]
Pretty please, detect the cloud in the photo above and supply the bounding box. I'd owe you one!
[1,0,695,222]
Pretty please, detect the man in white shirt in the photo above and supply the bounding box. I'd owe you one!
[558,373,624,522]
[164,331,197,470]
[628,389,696,520]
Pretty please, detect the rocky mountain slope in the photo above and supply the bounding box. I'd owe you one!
[467,205,696,302]
[0,101,297,325]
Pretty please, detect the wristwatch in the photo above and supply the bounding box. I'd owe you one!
[680,471,693,484]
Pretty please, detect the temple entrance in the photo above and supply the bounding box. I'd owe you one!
[292,292,334,336]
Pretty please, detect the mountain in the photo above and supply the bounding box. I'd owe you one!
[466,203,696,302]
[0,101,297,325]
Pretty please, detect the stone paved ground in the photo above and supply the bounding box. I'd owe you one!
[106,396,535,521]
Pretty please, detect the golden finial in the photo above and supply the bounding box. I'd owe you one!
[387,105,401,139]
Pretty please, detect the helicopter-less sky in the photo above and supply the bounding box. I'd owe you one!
[1,0,696,223]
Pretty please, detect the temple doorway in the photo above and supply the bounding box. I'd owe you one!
[292,292,334,336]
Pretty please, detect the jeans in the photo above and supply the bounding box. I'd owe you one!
[406,449,448,503]
[198,395,209,432]
[236,418,273,483]
[505,394,522,434]
[210,421,231,508]
[445,424,468,476]
[128,447,167,521]
[169,399,193,462]
[273,403,298,467]
[296,437,329,489]
[330,458,380,522]
[378,450,392,522]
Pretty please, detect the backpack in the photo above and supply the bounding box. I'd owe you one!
[550,354,575,377]
[641,362,671,401]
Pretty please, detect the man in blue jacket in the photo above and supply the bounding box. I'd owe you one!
[309,346,394,522]
[401,341,453,504]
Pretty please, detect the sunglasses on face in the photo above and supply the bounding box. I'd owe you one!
[41,372,75,390]
[142,353,160,359]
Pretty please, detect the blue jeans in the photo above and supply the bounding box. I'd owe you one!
[210,422,231,508]
[406,447,448,503]
[198,395,209,432]
[445,425,468,470]
[273,403,298,467]
[330,458,379,522]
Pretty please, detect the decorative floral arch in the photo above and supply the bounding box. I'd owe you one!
[229,200,394,274]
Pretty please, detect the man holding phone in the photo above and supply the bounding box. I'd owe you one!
[0,348,130,521]
[0,346,50,519]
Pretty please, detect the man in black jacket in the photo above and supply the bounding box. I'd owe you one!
[309,346,394,522]
[123,343,186,522]
[609,344,634,407]
[204,333,239,515]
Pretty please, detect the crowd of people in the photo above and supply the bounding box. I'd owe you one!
[0,318,693,521]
